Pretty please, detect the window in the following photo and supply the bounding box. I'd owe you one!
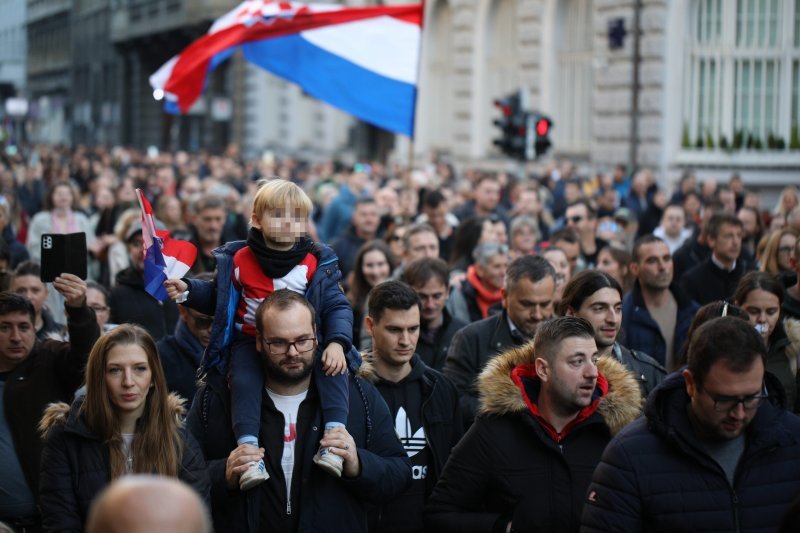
[684,0,800,150]
[554,0,593,155]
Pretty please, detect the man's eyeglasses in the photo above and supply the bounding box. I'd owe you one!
[702,388,767,412]
[262,337,316,355]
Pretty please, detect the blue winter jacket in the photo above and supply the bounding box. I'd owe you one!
[183,240,358,374]
[621,280,699,367]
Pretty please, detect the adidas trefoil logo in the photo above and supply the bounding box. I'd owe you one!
[394,407,426,457]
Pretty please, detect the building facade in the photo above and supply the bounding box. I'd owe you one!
[241,0,800,190]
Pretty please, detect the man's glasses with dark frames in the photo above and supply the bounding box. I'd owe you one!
[702,386,767,412]
[262,337,317,355]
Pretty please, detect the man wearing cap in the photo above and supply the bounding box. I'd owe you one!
[613,208,639,250]
[109,219,179,341]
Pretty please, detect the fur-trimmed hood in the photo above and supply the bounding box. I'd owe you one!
[785,317,800,375]
[478,345,642,436]
[38,393,188,439]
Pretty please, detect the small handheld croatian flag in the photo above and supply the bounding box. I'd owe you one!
[149,1,423,137]
[135,189,197,301]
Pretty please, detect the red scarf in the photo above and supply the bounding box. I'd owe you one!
[466,265,503,318]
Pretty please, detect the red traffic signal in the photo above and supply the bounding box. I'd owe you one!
[536,118,550,136]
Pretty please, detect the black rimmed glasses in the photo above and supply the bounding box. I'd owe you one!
[262,337,317,355]
[702,388,767,412]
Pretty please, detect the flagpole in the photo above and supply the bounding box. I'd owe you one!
[406,0,426,175]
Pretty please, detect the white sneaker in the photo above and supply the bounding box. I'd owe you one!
[313,446,343,477]
[239,459,269,490]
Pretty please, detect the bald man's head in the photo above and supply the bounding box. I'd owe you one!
[87,476,210,533]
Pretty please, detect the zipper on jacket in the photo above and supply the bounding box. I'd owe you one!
[730,489,739,533]
[286,497,292,515]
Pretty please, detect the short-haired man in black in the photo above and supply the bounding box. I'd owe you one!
[427,316,641,532]
[403,257,467,371]
[680,212,752,305]
[582,316,800,532]
[364,280,462,532]
[0,275,99,530]
[187,289,410,532]
[444,255,556,425]
[561,270,665,398]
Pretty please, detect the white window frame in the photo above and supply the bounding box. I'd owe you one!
[677,0,800,166]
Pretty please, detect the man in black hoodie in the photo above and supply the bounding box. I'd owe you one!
[365,280,463,533]
[109,220,178,341]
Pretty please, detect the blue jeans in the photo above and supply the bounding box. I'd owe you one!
[229,333,349,440]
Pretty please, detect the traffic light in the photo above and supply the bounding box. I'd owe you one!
[494,92,522,155]
[533,114,553,158]
[492,91,553,160]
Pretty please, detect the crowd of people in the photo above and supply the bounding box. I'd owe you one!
[1,143,800,532]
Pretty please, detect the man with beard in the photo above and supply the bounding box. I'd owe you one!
[561,270,665,399]
[444,255,556,426]
[426,317,642,532]
[581,316,800,532]
[187,289,410,532]
[622,235,700,371]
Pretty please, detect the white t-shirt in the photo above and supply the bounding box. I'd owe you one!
[266,388,308,495]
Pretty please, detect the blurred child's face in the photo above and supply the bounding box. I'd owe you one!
[252,201,308,248]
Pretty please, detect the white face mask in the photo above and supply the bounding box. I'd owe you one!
[755,323,769,335]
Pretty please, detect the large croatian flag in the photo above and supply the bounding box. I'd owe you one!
[136,190,198,301]
[149,1,423,137]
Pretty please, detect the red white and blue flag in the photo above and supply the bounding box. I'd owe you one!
[135,189,198,301]
[149,1,423,137]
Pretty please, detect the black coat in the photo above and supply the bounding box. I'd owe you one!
[443,311,526,426]
[330,226,366,281]
[680,257,749,305]
[426,347,642,533]
[187,368,411,533]
[38,397,211,533]
[157,334,202,406]
[416,309,468,372]
[612,343,666,399]
[110,267,179,341]
[581,372,800,532]
[672,234,709,282]
[2,304,99,498]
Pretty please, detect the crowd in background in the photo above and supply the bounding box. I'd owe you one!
[3,142,800,532]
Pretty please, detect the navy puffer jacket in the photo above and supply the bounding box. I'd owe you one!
[580,371,800,533]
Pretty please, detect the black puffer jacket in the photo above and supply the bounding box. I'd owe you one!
[581,371,800,532]
[38,396,211,533]
[426,347,642,533]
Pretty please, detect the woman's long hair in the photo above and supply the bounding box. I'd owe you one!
[82,325,183,479]
[347,240,397,310]
[760,228,798,274]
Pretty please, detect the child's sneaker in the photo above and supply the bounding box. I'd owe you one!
[313,446,343,477]
[239,459,269,490]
